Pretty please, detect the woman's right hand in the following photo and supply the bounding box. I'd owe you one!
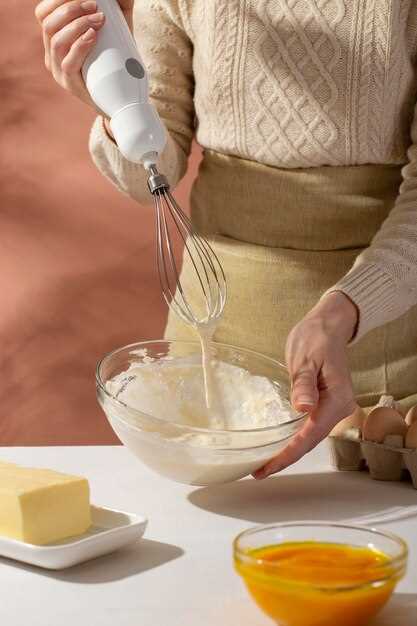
[35,0,134,109]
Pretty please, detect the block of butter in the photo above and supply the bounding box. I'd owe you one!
[0,461,91,545]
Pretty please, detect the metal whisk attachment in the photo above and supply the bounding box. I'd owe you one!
[147,164,226,327]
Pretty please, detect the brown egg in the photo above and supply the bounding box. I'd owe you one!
[405,422,417,449]
[362,407,407,443]
[330,407,366,438]
[405,405,417,427]
[391,402,406,417]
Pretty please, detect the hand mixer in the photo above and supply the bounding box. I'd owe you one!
[82,0,226,328]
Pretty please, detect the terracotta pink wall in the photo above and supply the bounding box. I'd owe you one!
[0,4,200,445]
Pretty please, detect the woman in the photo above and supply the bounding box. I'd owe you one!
[36,0,417,478]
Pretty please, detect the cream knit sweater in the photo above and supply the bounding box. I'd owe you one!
[90,0,417,340]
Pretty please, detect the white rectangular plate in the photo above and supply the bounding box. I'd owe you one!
[0,505,147,570]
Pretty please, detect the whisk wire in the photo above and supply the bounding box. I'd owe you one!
[170,198,226,321]
[148,166,227,327]
[167,195,226,319]
[167,196,213,313]
[155,192,196,323]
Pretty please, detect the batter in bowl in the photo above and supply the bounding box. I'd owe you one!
[106,352,294,431]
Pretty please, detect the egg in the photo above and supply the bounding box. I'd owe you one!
[405,421,417,449]
[395,403,407,417]
[405,405,417,427]
[330,407,366,438]
[362,406,407,444]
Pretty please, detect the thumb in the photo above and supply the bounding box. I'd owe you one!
[291,367,319,412]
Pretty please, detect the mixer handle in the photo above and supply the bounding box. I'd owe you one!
[82,0,167,164]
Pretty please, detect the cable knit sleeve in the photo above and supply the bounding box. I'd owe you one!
[325,102,417,342]
[89,0,194,205]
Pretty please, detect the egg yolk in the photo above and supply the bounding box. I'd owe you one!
[235,542,397,626]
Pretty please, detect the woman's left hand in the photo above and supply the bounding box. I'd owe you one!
[254,292,359,479]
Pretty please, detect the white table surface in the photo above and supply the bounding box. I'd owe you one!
[0,443,416,626]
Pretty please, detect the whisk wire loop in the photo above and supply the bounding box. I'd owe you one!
[155,192,197,322]
[147,166,226,327]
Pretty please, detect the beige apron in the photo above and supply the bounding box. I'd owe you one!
[165,151,417,410]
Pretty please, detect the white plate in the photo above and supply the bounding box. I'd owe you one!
[0,506,147,570]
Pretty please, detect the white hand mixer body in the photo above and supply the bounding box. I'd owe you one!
[81,0,227,331]
[82,0,166,166]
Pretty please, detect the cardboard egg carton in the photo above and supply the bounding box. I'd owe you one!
[329,433,417,489]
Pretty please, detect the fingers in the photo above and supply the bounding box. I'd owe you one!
[35,0,68,23]
[49,11,104,70]
[253,384,356,480]
[261,305,358,482]
[285,326,321,413]
[253,415,331,479]
[35,0,94,24]
[43,0,97,38]
[43,29,52,70]
[61,28,97,81]
[36,0,105,103]
[37,0,103,83]
[290,367,319,412]
[254,352,356,480]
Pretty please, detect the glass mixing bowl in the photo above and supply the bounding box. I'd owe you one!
[234,522,408,626]
[96,340,307,486]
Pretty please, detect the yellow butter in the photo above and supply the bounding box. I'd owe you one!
[0,461,91,545]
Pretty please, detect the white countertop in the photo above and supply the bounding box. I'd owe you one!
[1,443,416,626]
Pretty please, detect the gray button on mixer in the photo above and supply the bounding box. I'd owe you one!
[125,58,145,79]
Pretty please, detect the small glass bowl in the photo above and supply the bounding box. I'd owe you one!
[96,340,307,486]
[234,521,408,626]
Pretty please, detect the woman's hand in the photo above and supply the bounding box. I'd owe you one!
[254,292,359,479]
[35,0,134,108]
